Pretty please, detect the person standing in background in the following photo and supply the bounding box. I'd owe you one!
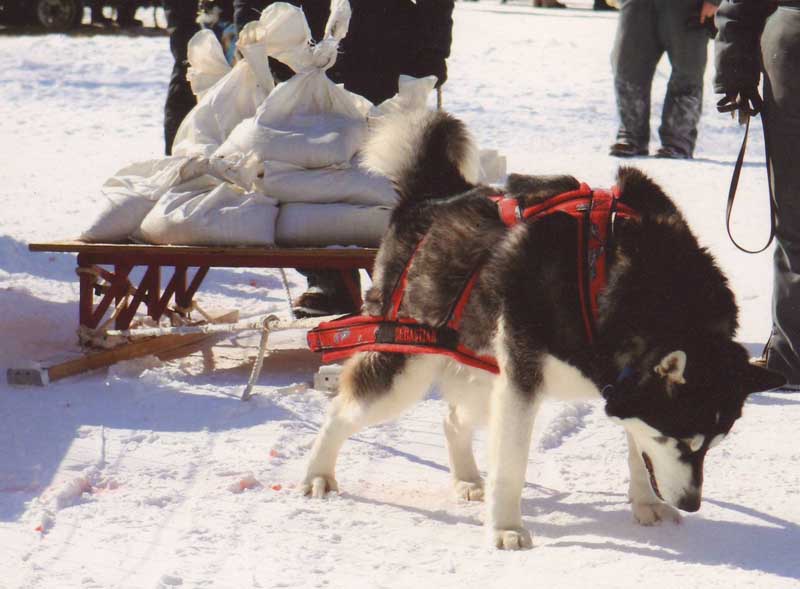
[163,0,200,155]
[715,0,800,387]
[609,0,719,159]
[90,0,112,25]
[234,0,455,317]
[234,0,452,103]
[117,1,143,27]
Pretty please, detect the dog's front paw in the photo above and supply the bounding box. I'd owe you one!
[631,501,682,526]
[491,527,533,550]
[454,480,484,502]
[300,475,338,498]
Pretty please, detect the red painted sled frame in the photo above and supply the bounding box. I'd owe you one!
[29,241,377,331]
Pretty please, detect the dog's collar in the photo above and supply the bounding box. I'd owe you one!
[602,365,638,400]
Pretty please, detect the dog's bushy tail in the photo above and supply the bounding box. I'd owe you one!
[362,110,480,207]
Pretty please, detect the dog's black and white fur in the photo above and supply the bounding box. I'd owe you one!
[300,111,784,549]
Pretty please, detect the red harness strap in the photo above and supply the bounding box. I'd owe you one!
[307,184,639,372]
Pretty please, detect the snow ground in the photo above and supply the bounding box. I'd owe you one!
[1,2,798,588]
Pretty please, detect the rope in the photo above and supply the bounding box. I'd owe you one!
[240,316,273,401]
[78,295,134,348]
[192,301,216,324]
[172,301,195,316]
[75,266,101,279]
[103,315,281,338]
[278,267,297,321]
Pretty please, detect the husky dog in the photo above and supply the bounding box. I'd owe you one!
[300,111,783,549]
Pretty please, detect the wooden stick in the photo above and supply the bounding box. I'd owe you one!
[7,310,239,386]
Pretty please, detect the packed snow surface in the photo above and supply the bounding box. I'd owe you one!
[1,2,799,588]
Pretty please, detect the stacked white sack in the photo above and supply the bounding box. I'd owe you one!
[81,1,502,248]
[138,176,278,246]
[81,156,279,246]
[199,1,396,248]
[81,157,207,242]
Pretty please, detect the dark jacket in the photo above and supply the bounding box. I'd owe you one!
[233,0,455,103]
[163,0,199,31]
[713,0,775,94]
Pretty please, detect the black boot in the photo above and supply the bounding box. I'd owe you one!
[593,0,617,10]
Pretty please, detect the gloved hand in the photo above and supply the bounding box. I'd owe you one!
[717,87,763,123]
[410,50,448,88]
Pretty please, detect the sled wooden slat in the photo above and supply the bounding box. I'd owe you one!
[29,241,377,332]
[29,241,378,267]
[7,310,240,386]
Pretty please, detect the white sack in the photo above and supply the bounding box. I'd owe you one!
[185,29,231,99]
[259,159,397,206]
[213,1,371,168]
[215,106,367,168]
[172,26,274,158]
[370,75,437,120]
[478,149,507,184]
[256,3,314,72]
[81,157,207,242]
[275,203,390,247]
[139,178,278,246]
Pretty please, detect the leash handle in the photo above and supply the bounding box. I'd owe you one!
[725,115,777,254]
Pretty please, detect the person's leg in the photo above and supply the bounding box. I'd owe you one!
[610,0,662,155]
[762,8,800,384]
[656,0,709,158]
[90,0,111,24]
[164,23,198,155]
[293,269,362,317]
[116,1,141,27]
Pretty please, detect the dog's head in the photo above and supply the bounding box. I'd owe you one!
[604,338,784,511]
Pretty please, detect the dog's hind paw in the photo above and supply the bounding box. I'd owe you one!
[491,527,533,550]
[300,475,338,498]
[454,480,484,502]
[632,501,682,526]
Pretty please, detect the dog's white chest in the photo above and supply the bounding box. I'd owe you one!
[540,355,601,401]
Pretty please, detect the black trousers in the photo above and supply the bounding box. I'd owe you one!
[611,0,709,155]
[164,23,199,155]
[763,7,800,383]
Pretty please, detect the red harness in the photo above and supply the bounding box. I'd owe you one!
[307,183,639,374]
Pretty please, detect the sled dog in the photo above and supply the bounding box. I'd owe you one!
[300,110,783,549]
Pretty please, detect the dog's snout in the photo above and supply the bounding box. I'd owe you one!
[677,493,701,512]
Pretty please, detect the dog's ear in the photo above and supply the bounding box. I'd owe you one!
[741,363,786,395]
[654,351,687,385]
[616,167,680,219]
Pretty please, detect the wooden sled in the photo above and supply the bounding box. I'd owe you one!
[28,241,376,331]
[9,241,377,390]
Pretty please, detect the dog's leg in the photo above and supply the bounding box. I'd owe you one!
[301,353,441,498]
[626,432,682,525]
[486,373,539,550]
[443,404,484,501]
